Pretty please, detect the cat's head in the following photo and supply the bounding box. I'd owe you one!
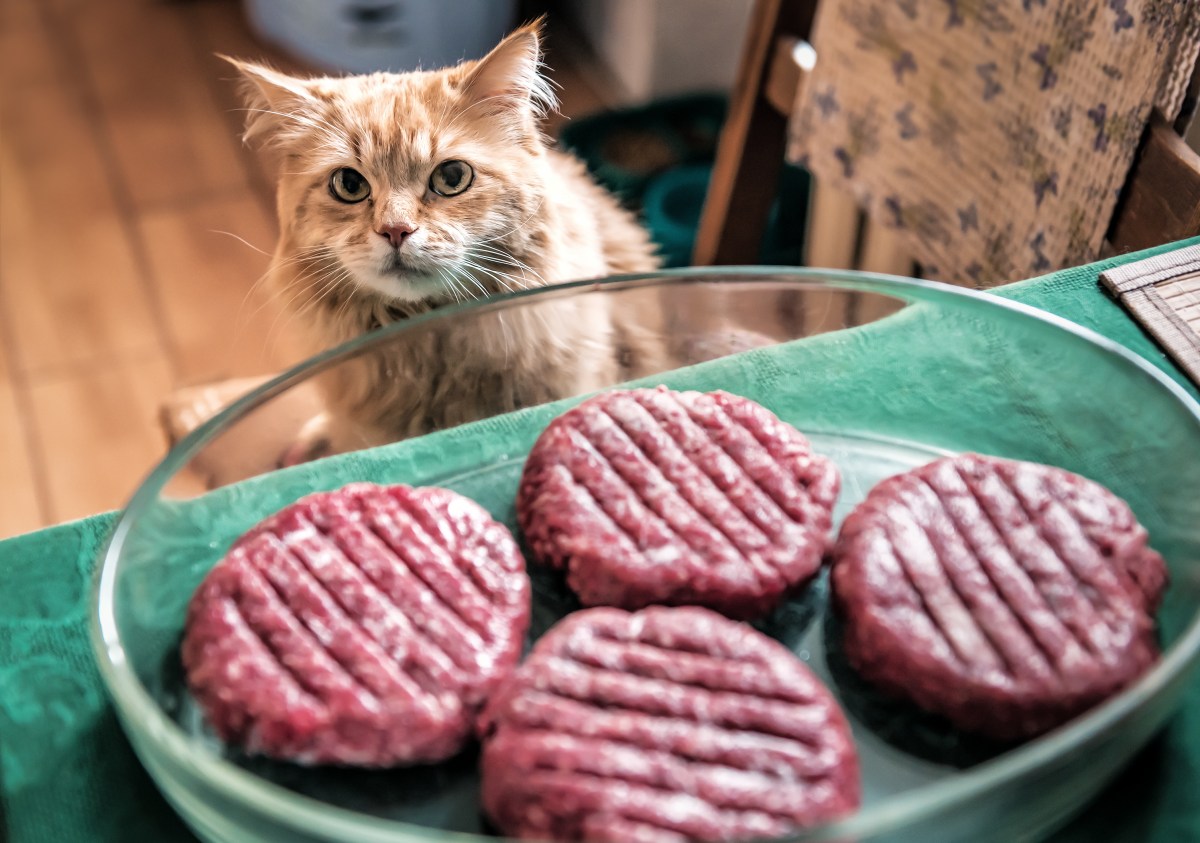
[228,22,556,305]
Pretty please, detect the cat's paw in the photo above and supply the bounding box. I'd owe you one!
[676,329,776,365]
[277,414,334,469]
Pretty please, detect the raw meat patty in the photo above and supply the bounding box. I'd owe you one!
[181,482,531,766]
[517,387,840,619]
[479,606,860,842]
[831,453,1168,742]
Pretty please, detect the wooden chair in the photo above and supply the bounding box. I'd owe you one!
[694,0,1200,277]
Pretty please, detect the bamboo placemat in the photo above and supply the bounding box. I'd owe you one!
[1100,244,1200,386]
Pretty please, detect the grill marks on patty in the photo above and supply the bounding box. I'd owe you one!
[479,607,860,842]
[518,388,840,619]
[182,483,530,766]
[831,453,1166,741]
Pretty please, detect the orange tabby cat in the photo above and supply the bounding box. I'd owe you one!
[230,21,666,461]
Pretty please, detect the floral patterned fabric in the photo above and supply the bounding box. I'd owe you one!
[788,0,1200,286]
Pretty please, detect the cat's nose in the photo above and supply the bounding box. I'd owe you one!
[377,222,417,247]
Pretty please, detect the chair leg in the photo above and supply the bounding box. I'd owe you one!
[853,220,911,321]
[774,180,859,334]
[858,219,914,278]
[692,0,818,266]
[803,181,861,270]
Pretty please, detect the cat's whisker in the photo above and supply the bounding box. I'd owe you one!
[319,273,355,319]
[229,270,280,340]
[261,257,324,283]
[254,245,333,280]
[333,284,360,323]
[470,251,530,274]
[522,297,563,349]
[427,266,453,301]
[446,271,476,304]
[430,268,457,304]
[268,246,335,271]
[238,107,346,148]
[263,285,317,351]
[239,106,337,133]
[213,275,281,373]
[458,258,514,295]
[441,70,559,128]
[496,311,513,368]
[432,90,463,143]
[206,233,294,334]
[458,266,492,299]
[272,262,344,331]
[469,245,548,288]
[454,276,483,302]
[277,275,345,346]
[274,249,342,281]
[305,267,353,313]
[493,263,543,290]
[431,252,488,302]
[464,251,542,293]
[250,261,339,319]
[469,243,526,262]
[209,229,273,256]
[488,270,531,297]
[437,93,522,133]
[434,84,533,135]
[273,271,327,315]
[271,283,332,340]
[485,270,527,294]
[276,256,341,301]
[435,267,469,305]
[465,243,527,269]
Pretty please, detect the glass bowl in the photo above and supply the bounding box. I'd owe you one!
[91,268,1200,843]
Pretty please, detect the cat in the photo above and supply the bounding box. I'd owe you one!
[228,20,670,463]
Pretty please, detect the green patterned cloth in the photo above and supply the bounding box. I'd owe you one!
[3,240,1200,843]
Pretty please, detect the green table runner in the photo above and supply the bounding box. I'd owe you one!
[4,241,1200,843]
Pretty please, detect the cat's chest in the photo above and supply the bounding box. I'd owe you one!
[330,309,614,438]
[310,283,626,444]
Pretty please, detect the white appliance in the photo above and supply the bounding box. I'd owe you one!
[565,0,754,103]
[244,0,518,74]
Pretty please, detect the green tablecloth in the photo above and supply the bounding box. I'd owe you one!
[4,241,1200,843]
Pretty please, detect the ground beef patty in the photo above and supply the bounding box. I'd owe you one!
[182,483,530,766]
[517,387,840,619]
[479,606,860,842]
[831,453,1168,742]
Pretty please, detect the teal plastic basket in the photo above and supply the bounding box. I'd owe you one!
[558,94,728,203]
[559,94,810,267]
[640,163,811,267]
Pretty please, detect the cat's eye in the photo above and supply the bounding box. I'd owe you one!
[429,160,474,197]
[329,167,371,203]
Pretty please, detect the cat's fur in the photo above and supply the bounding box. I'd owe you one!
[230,22,666,458]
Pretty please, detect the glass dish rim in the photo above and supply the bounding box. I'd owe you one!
[90,266,1200,843]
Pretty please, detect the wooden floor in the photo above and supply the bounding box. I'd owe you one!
[0,0,612,538]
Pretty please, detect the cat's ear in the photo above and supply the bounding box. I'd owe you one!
[221,56,323,146]
[460,19,557,120]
